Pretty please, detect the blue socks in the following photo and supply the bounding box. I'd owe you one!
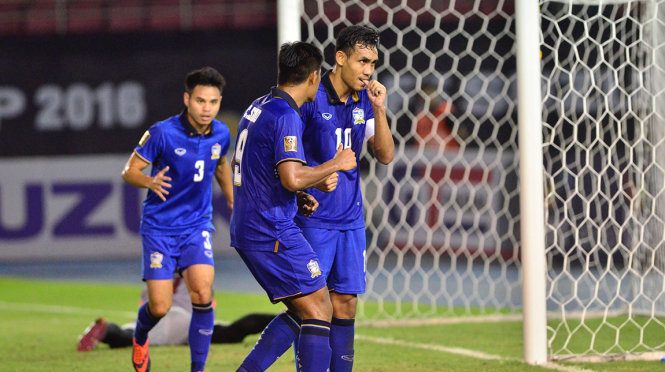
[190,301,214,372]
[330,317,355,372]
[238,311,301,371]
[133,302,161,345]
[297,319,332,372]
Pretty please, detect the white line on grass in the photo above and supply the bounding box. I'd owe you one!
[0,301,136,318]
[358,313,524,327]
[356,334,595,372]
[551,351,664,363]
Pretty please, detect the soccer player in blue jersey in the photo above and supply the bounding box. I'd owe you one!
[296,25,395,372]
[121,66,233,372]
[230,41,357,372]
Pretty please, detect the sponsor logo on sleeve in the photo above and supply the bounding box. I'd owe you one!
[284,136,297,152]
[138,131,151,146]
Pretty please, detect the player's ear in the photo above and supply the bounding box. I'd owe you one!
[335,50,346,67]
[183,92,190,106]
[308,70,318,85]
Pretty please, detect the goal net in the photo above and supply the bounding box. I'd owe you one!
[302,0,522,321]
[300,0,665,360]
[541,0,665,360]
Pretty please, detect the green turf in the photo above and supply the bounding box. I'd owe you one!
[357,298,518,321]
[549,316,665,355]
[1,277,665,371]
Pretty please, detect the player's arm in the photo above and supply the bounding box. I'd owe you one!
[365,79,395,164]
[278,145,357,192]
[214,156,233,211]
[313,172,339,193]
[121,152,172,202]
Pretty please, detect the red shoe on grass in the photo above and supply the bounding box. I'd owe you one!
[77,317,108,352]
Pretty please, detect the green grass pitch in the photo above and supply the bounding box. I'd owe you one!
[0,277,663,371]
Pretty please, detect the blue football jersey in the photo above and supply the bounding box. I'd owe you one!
[230,88,308,251]
[134,111,231,234]
[295,70,375,230]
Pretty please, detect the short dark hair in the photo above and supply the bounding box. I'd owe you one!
[335,25,380,56]
[185,67,226,95]
[277,42,323,85]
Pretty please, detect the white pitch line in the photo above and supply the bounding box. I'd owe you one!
[358,313,524,327]
[356,334,595,372]
[0,301,136,318]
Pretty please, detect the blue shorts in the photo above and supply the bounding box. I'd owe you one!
[235,240,327,304]
[301,227,366,294]
[141,229,215,280]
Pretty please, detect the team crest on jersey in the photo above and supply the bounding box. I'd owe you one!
[352,107,364,125]
[284,136,297,152]
[322,113,333,120]
[149,252,163,269]
[211,143,221,159]
[307,259,322,278]
[138,130,151,146]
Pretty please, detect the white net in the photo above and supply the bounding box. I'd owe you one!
[301,0,522,320]
[541,0,665,359]
[301,0,665,360]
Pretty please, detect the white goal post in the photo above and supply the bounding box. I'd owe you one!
[278,0,665,363]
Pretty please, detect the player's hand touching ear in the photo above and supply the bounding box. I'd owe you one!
[315,172,339,192]
[150,166,172,201]
[333,144,357,171]
[366,80,386,108]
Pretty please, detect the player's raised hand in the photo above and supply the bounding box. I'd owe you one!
[333,144,357,171]
[297,191,319,217]
[315,172,339,192]
[149,165,172,201]
[365,79,386,108]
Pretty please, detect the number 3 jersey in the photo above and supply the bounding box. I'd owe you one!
[296,70,376,230]
[134,111,231,235]
[230,88,308,251]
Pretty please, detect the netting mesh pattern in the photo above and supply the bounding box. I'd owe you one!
[302,0,665,359]
[541,0,665,357]
[302,0,522,320]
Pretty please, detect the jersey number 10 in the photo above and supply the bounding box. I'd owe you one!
[335,128,351,149]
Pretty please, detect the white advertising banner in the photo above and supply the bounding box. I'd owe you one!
[0,155,232,262]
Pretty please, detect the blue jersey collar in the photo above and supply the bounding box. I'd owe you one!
[270,87,301,116]
[179,109,214,137]
[322,69,360,105]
